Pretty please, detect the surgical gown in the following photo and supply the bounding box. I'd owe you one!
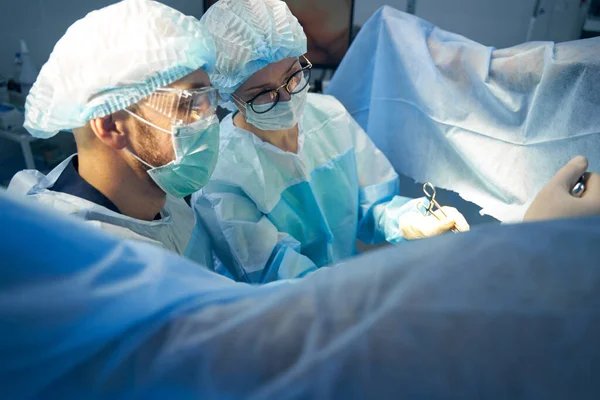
[327,6,600,222]
[2,189,600,399]
[191,93,423,283]
[7,155,214,268]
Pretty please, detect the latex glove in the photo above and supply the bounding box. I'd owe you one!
[524,156,600,222]
[398,207,470,240]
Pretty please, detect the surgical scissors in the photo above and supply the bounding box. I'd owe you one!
[416,182,461,233]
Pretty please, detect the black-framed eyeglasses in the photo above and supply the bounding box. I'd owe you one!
[236,55,312,114]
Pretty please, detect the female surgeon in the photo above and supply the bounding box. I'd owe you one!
[192,0,469,283]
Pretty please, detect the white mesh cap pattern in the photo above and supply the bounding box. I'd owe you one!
[24,0,216,138]
[201,0,307,102]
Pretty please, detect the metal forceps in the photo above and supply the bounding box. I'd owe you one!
[416,182,461,233]
[571,174,588,198]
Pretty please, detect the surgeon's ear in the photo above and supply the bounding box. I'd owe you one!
[89,113,128,150]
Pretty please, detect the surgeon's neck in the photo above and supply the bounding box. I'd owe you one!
[77,150,166,221]
[233,112,298,154]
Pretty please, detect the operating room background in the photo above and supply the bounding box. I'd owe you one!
[1,0,598,225]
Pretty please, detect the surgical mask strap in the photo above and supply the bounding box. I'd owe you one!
[122,108,171,170]
[125,147,156,169]
[124,108,172,135]
[231,93,248,111]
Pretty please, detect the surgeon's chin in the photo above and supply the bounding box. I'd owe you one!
[125,152,163,195]
[142,170,169,200]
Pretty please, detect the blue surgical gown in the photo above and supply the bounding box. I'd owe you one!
[2,190,600,399]
[7,154,215,268]
[327,6,600,222]
[191,93,424,283]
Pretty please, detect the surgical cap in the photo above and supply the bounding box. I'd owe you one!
[201,0,307,102]
[24,0,215,138]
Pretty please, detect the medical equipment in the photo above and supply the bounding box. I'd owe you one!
[0,74,8,104]
[18,40,37,96]
[0,105,35,169]
[417,182,461,233]
[0,104,24,132]
[571,174,589,198]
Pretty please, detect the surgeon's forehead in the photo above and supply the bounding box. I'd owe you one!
[237,57,298,93]
[167,68,211,90]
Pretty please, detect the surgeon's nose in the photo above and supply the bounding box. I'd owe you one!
[278,86,292,102]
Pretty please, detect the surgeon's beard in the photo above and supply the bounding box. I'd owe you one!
[130,119,175,190]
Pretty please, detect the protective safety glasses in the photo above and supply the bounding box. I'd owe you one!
[128,87,219,134]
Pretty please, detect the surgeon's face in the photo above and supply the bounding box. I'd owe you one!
[233,57,302,111]
[127,68,212,173]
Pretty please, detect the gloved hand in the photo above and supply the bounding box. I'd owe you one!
[398,206,470,240]
[524,156,600,221]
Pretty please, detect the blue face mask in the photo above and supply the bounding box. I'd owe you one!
[126,112,220,198]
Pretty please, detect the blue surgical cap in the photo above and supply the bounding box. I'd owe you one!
[24,0,216,138]
[201,0,307,102]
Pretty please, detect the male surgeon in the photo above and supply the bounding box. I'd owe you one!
[8,0,220,268]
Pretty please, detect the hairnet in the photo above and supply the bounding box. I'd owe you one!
[201,0,307,102]
[24,0,216,139]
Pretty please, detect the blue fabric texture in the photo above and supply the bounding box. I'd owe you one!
[7,155,214,267]
[327,6,600,222]
[2,189,600,398]
[191,94,422,283]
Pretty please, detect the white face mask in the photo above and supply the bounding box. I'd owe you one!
[236,85,309,131]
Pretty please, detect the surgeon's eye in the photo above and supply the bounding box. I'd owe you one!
[253,90,278,105]
[287,73,301,91]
